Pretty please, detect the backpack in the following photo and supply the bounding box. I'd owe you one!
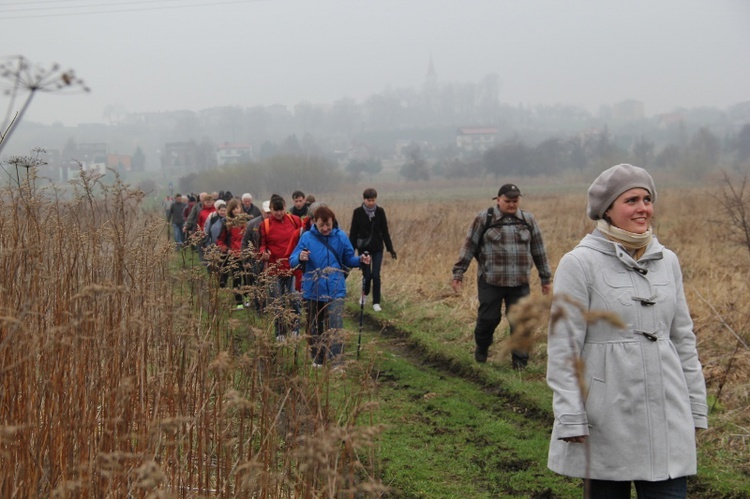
[204,214,228,247]
[473,207,531,260]
[263,214,302,258]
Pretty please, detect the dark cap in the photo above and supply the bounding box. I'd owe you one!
[493,184,522,199]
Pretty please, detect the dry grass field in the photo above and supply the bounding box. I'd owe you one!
[337,173,750,461]
[2,167,748,496]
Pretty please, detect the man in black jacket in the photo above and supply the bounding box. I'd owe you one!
[349,188,397,312]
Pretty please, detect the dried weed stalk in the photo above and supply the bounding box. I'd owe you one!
[0,165,382,497]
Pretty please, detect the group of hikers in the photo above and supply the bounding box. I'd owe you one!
[165,188,396,367]
[166,163,708,497]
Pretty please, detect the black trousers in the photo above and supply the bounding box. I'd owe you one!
[474,277,529,361]
[587,477,687,499]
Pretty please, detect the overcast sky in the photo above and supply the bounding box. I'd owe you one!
[1,0,748,126]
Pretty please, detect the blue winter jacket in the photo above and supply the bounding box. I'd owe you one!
[290,226,361,301]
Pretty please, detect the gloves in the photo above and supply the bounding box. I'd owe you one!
[390,251,397,260]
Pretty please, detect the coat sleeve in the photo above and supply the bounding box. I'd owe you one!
[547,251,591,439]
[340,232,361,268]
[666,251,709,429]
[379,207,395,253]
[526,212,552,285]
[289,232,308,268]
[451,211,484,281]
[349,208,360,248]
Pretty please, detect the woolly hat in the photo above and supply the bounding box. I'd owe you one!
[262,200,271,213]
[586,164,656,220]
[214,199,227,210]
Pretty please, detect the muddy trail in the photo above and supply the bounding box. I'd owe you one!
[352,312,744,499]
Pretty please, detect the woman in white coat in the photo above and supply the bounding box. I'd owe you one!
[547,164,708,498]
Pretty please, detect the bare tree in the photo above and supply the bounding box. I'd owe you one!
[714,169,750,259]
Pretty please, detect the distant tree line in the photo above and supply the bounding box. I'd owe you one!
[397,123,750,181]
[175,122,750,192]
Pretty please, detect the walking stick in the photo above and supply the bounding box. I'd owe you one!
[356,252,369,360]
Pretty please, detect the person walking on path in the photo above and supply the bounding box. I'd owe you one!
[290,206,370,366]
[451,183,552,368]
[167,193,187,250]
[259,194,303,340]
[241,193,262,219]
[218,199,249,309]
[348,188,396,312]
[242,200,271,312]
[546,163,707,498]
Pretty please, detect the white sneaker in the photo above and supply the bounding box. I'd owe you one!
[359,295,367,306]
[373,304,382,312]
[276,334,285,342]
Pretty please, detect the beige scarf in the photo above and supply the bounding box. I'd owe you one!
[596,219,653,261]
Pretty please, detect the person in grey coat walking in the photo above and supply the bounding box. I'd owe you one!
[546,164,708,498]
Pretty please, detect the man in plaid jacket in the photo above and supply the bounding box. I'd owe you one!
[451,184,552,368]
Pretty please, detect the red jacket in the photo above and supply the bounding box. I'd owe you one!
[197,206,216,231]
[217,222,245,256]
[259,213,302,275]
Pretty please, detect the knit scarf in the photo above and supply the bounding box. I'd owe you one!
[363,203,377,220]
[596,219,653,260]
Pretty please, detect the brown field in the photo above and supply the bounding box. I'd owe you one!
[2,168,748,496]
[341,173,750,456]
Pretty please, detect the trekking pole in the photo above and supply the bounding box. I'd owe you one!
[356,252,369,360]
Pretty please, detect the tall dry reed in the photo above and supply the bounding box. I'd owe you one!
[0,167,384,497]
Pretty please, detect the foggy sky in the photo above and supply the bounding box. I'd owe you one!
[2,0,749,127]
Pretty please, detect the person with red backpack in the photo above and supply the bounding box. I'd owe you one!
[259,194,303,340]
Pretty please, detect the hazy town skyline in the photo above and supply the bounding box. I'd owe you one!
[1,0,749,127]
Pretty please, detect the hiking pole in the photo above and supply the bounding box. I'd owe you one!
[356,251,369,360]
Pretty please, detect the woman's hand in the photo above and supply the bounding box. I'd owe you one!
[360,253,371,265]
[561,436,587,443]
[300,249,310,262]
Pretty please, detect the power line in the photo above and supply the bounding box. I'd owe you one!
[0,0,260,19]
[1,0,185,12]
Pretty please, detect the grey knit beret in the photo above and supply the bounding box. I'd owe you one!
[586,164,656,220]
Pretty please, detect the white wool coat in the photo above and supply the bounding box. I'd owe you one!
[547,232,708,481]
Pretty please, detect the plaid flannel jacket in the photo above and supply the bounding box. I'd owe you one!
[452,207,552,287]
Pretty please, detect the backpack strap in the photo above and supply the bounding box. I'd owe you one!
[473,207,495,259]
[310,232,345,269]
[263,214,302,258]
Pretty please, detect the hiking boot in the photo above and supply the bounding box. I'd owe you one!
[474,347,488,363]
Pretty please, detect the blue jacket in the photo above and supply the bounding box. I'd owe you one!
[290,226,361,301]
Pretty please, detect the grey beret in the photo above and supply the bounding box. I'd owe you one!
[586,164,656,220]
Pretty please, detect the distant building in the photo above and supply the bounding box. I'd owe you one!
[657,112,685,129]
[456,127,497,155]
[162,141,200,174]
[216,143,252,166]
[78,142,108,175]
[600,99,645,122]
[106,153,132,172]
